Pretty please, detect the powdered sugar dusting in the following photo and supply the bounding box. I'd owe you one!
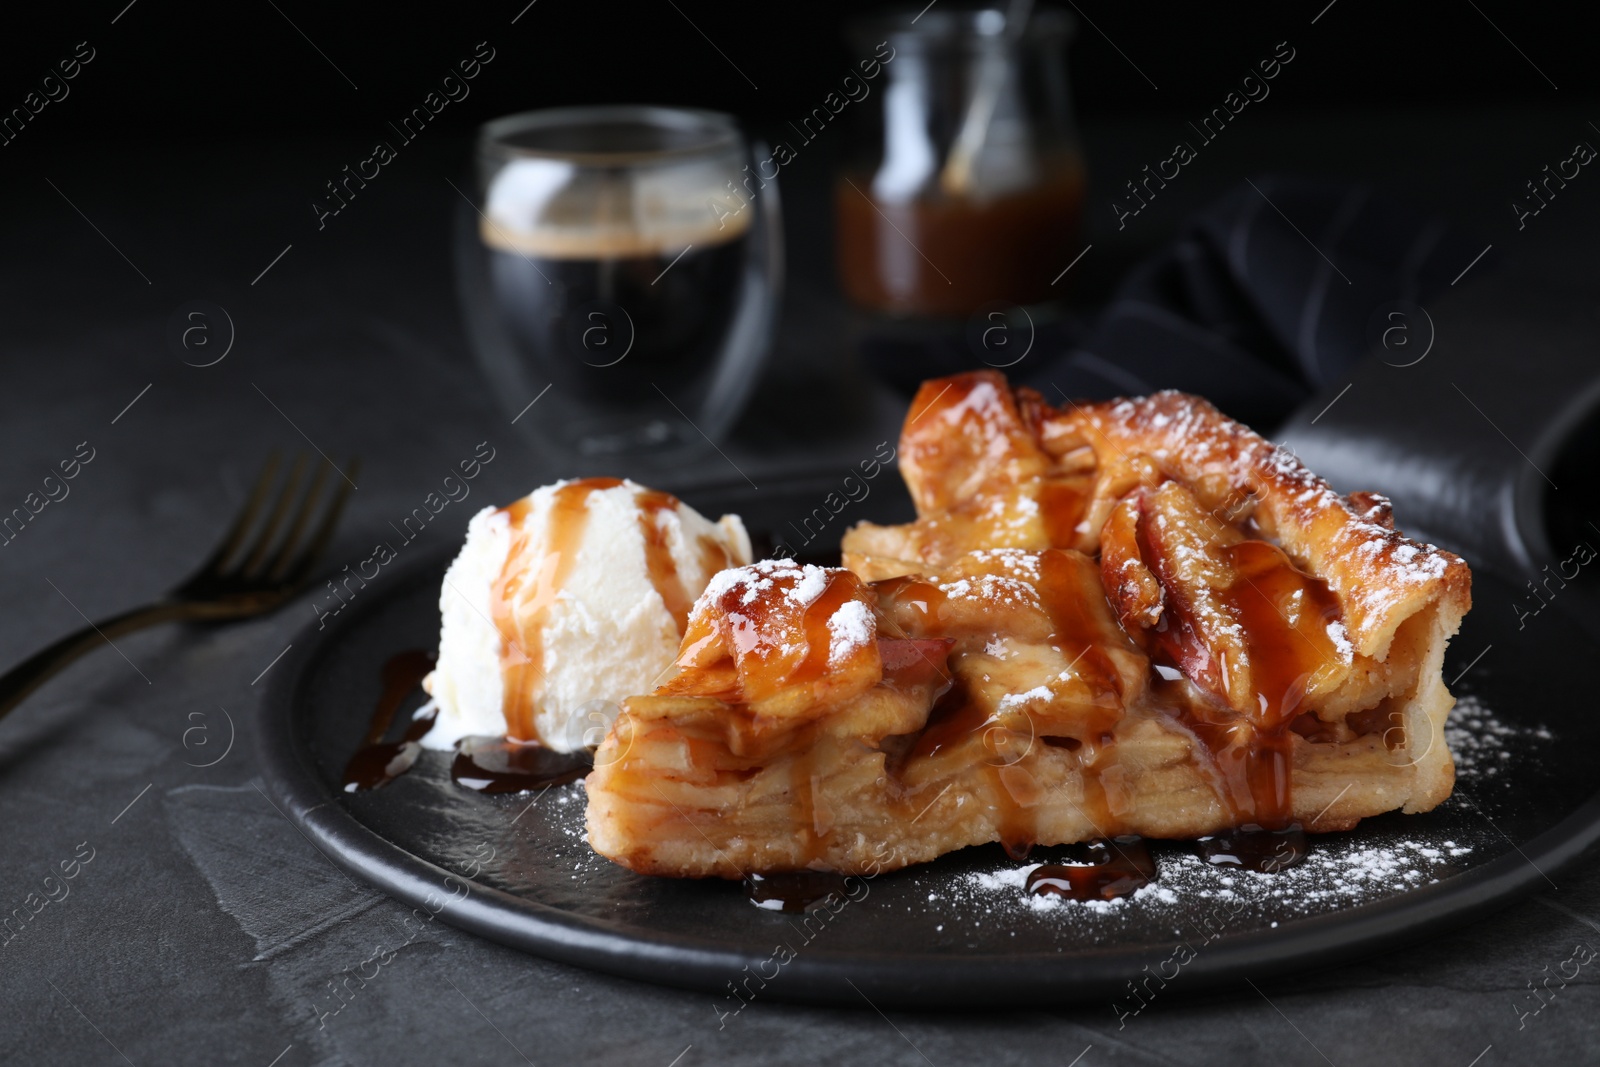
[966,548,1044,578]
[1326,619,1354,657]
[789,564,829,607]
[1447,693,1553,779]
[940,573,1041,611]
[827,599,876,664]
[1075,390,1467,654]
[695,558,832,613]
[968,864,1181,913]
[996,685,1053,713]
[953,835,1477,921]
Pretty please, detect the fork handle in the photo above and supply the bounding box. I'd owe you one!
[0,602,190,721]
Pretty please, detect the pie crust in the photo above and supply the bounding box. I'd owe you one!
[586,372,1472,877]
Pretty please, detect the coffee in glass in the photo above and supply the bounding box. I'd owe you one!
[459,107,781,458]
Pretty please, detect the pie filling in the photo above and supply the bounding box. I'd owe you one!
[585,372,1472,879]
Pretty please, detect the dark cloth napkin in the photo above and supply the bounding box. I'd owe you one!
[864,176,1492,431]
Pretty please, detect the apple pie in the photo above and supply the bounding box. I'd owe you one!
[585,372,1472,877]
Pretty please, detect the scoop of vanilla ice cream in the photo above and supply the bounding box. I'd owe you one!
[421,479,750,753]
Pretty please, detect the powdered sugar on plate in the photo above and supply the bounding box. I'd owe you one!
[968,864,1181,914]
[951,835,1480,925]
[1447,692,1553,779]
[944,691,1548,923]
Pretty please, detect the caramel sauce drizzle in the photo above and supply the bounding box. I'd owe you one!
[1142,527,1345,830]
[491,478,620,741]
[696,534,734,587]
[1221,540,1343,730]
[1036,550,1126,725]
[1213,540,1342,828]
[634,489,696,637]
[668,567,866,705]
[743,870,849,911]
[872,506,1346,855]
[792,724,824,860]
[340,650,438,792]
[890,551,1130,856]
[491,478,725,739]
[1037,475,1091,549]
[1027,837,1156,901]
[492,476,726,739]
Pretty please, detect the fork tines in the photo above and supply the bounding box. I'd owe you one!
[207,453,359,587]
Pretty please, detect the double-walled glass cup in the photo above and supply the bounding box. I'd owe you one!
[457,106,782,459]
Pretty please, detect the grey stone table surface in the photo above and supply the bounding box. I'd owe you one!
[4,107,1600,1066]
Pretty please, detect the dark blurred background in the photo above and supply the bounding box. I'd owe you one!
[2,2,1589,309]
[2,1,1585,135]
[3,0,1595,483]
[3,1,1589,293]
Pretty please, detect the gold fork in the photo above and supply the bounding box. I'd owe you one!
[0,453,357,719]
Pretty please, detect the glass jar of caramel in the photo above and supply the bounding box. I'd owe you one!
[836,6,1085,318]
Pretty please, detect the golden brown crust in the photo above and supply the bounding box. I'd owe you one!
[1057,390,1471,662]
[589,372,1474,877]
[585,713,1422,878]
[897,373,1052,515]
[848,374,1471,661]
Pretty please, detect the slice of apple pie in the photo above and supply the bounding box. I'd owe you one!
[586,372,1472,877]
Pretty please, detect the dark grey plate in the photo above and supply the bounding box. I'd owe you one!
[259,473,1600,1008]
